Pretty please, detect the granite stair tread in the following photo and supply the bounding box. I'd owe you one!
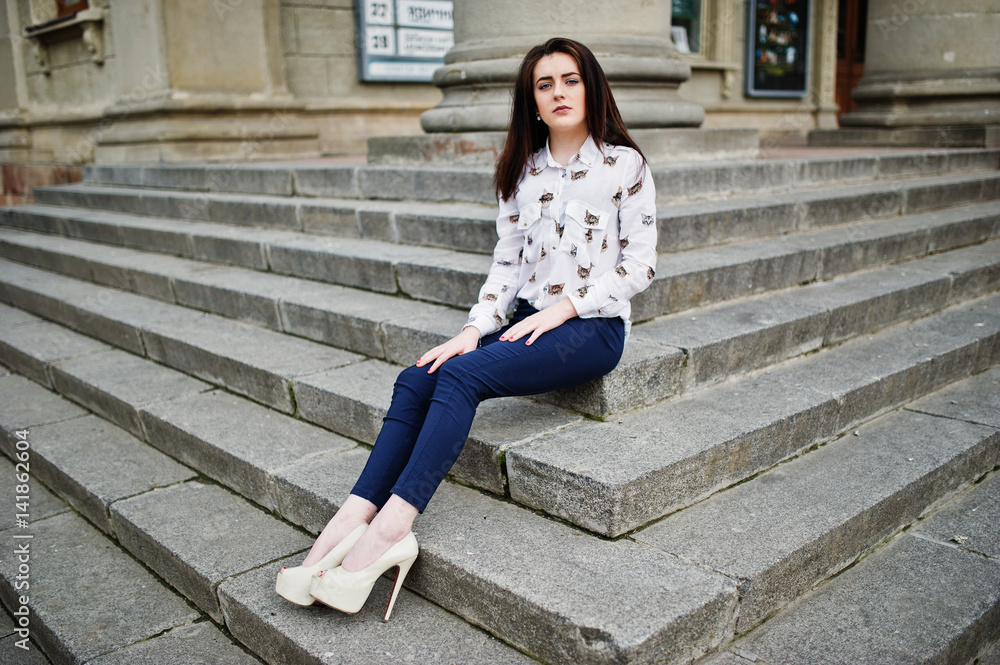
[708,466,1000,665]
[29,167,1000,254]
[0,226,997,418]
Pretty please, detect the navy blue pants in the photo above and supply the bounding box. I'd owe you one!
[351,300,626,512]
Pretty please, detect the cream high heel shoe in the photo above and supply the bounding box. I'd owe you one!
[275,523,367,605]
[309,531,418,621]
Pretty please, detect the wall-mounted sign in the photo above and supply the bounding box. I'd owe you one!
[745,0,810,97]
[356,0,454,82]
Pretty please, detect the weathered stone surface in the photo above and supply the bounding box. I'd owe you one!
[508,295,1000,536]
[49,348,211,437]
[908,365,1000,429]
[0,634,51,664]
[409,483,738,665]
[635,408,999,632]
[206,193,301,231]
[205,165,294,196]
[0,456,68,530]
[0,301,40,327]
[0,374,88,442]
[142,312,360,413]
[735,535,1000,665]
[657,197,797,252]
[22,414,196,534]
[218,552,538,665]
[298,199,361,236]
[269,447,370,534]
[110,480,313,622]
[86,621,261,665]
[278,282,397,358]
[0,318,110,387]
[915,470,1000,560]
[903,172,994,215]
[0,512,199,665]
[380,306,467,366]
[266,235,401,294]
[139,390,356,512]
[185,222,300,270]
[171,266,290,329]
[394,206,497,254]
[292,165,359,198]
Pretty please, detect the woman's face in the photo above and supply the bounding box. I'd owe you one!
[532,52,587,135]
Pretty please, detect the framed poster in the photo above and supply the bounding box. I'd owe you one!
[745,0,810,98]
[356,0,454,83]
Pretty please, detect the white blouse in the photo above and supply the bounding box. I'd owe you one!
[465,134,657,339]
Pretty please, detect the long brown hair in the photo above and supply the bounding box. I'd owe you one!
[493,37,645,202]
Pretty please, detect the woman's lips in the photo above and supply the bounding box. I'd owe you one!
[554,106,571,113]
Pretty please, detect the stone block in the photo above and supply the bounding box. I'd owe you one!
[914,239,1000,304]
[735,535,1000,665]
[412,168,495,205]
[813,221,930,280]
[534,338,686,416]
[85,164,144,187]
[295,6,354,56]
[380,306,468,366]
[0,302,40,327]
[0,511,199,664]
[0,258,110,326]
[407,483,739,665]
[48,348,211,438]
[632,296,827,391]
[875,150,952,178]
[0,374,88,442]
[266,235,399,293]
[141,165,208,191]
[795,154,879,187]
[914,469,1000,560]
[659,198,798,252]
[218,550,537,665]
[925,204,999,254]
[903,173,993,214]
[206,193,301,230]
[26,414,196,534]
[635,408,999,632]
[186,222,296,270]
[0,319,109,387]
[394,208,497,254]
[356,206,396,243]
[86,622,261,665]
[293,166,359,198]
[394,251,491,307]
[205,165,294,196]
[138,390,355,512]
[171,267,288,330]
[298,200,361,236]
[0,634,49,664]
[508,371,842,536]
[114,215,198,259]
[277,282,392,358]
[141,313,360,413]
[110,480,313,622]
[269,447,370,534]
[798,185,903,228]
[291,359,396,444]
[908,365,1000,429]
[0,455,67,530]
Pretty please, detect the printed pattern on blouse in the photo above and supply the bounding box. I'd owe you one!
[464,134,657,339]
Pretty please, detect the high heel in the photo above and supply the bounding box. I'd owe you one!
[275,523,367,605]
[309,531,418,621]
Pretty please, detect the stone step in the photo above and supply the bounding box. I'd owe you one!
[3,196,999,324]
[30,168,1000,254]
[1,247,997,538]
[2,210,999,415]
[712,462,1000,665]
[635,368,1000,634]
[81,148,1000,206]
[0,371,536,665]
[506,292,1000,536]
[3,312,997,664]
[0,359,738,665]
[1,226,997,420]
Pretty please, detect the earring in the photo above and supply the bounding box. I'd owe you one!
[536,112,541,121]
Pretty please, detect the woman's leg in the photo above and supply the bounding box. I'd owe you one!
[340,311,625,571]
[301,364,438,566]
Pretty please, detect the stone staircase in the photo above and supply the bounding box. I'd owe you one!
[0,147,998,664]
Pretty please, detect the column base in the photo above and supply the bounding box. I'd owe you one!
[809,126,1000,149]
[368,128,759,167]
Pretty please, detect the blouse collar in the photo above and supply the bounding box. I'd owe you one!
[541,134,603,170]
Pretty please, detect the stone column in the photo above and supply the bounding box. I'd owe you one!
[420,0,704,132]
[370,0,758,164]
[813,0,1000,146]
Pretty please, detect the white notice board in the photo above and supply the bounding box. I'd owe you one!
[356,0,454,82]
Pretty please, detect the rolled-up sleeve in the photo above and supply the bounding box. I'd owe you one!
[569,152,657,318]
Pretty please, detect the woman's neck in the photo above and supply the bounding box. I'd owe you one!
[548,128,589,166]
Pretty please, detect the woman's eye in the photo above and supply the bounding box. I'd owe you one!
[538,83,551,90]
[567,79,579,85]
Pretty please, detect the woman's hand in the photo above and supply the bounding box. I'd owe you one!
[416,326,481,373]
[500,298,578,345]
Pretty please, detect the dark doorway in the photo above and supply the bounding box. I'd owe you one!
[836,0,866,118]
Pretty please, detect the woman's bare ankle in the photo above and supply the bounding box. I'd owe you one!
[301,495,376,566]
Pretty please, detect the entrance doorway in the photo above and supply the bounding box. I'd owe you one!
[836,0,867,119]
